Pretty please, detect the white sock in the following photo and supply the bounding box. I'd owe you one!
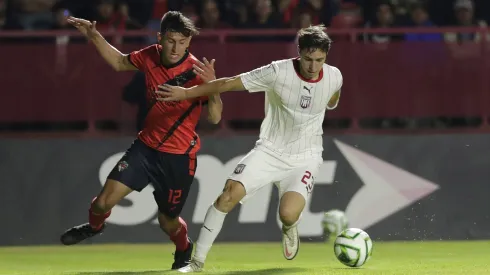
[194,204,227,263]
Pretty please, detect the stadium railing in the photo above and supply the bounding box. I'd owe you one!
[0,27,489,135]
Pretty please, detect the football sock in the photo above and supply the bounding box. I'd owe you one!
[170,217,189,251]
[88,197,111,231]
[194,204,227,263]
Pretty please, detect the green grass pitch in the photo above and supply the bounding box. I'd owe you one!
[0,241,488,275]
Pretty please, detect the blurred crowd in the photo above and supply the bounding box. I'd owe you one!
[0,0,486,131]
[0,0,489,35]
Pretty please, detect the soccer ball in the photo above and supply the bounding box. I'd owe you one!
[334,228,373,267]
[322,209,348,241]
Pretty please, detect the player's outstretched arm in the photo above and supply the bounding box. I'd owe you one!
[157,62,278,101]
[67,16,136,72]
[156,76,245,101]
[193,57,223,124]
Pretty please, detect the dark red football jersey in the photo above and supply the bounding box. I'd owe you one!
[129,44,207,155]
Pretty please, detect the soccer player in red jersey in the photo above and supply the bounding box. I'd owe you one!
[60,11,223,270]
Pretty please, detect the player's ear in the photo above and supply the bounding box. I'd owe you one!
[157,32,163,43]
[297,46,300,57]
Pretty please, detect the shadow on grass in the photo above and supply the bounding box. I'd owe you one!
[329,267,365,271]
[72,267,307,275]
[71,271,166,275]
[220,267,307,275]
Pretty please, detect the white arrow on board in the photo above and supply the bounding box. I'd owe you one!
[333,139,440,230]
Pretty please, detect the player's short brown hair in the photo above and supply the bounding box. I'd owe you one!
[160,11,199,37]
[297,24,332,54]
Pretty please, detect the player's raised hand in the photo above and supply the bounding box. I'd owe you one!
[193,57,216,83]
[66,16,99,40]
[156,85,189,102]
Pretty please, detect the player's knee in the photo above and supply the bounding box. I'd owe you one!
[94,179,132,213]
[92,192,121,213]
[215,192,236,213]
[214,180,245,213]
[279,207,301,226]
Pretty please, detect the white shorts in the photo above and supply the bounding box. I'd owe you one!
[228,148,322,203]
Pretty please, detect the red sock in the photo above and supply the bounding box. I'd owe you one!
[88,197,111,231]
[170,217,189,251]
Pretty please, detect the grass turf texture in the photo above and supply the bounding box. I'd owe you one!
[0,241,488,275]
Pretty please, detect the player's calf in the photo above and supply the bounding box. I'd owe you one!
[60,179,133,245]
[184,180,245,268]
[60,197,111,245]
[278,191,305,226]
[157,213,194,269]
[279,206,301,227]
[90,196,112,215]
[157,213,183,236]
[89,197,112,230]
[279,192,306,260]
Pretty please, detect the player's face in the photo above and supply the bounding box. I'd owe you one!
[158,31,192,65]
[298,48,327,80]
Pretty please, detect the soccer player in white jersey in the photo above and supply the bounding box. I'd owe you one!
[156,25,342,273]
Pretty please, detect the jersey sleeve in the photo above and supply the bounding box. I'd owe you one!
[327,67,343,110]
[334,67,343,91]
[128,45,154,72]
[239,62,279,93]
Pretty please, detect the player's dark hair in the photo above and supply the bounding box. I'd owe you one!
[160,11,199,37]
[297,24,332,54]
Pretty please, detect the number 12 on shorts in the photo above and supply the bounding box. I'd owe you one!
[301,171,314,194]
[168,189,182,205]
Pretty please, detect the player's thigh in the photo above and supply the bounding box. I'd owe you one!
[228,149,284,203]
[278,159,322,207]
[151,153,196,219]
[105,139,152,199]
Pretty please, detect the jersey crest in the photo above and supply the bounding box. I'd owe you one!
[300,95,312,109]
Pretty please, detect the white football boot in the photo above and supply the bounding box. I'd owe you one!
[282,224,300,260]
[177,258,204,273]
